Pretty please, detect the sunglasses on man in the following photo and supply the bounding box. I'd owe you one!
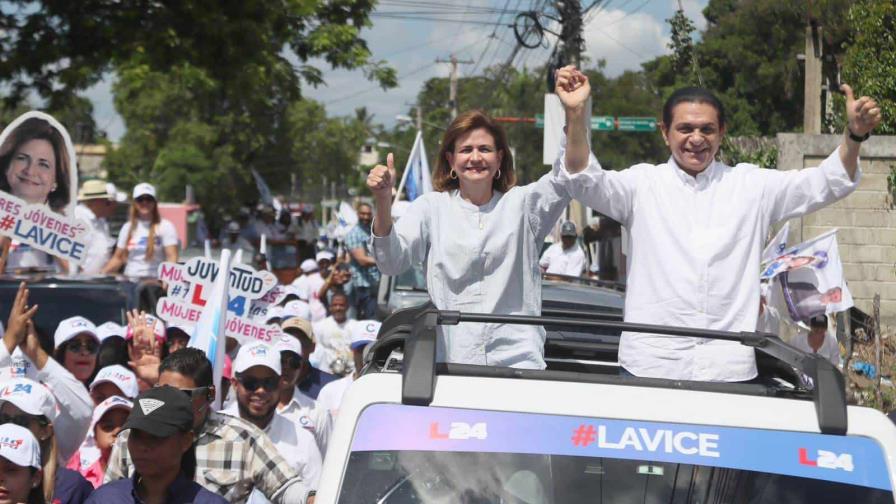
[235,375,280,392]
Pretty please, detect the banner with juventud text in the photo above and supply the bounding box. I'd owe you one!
[0,111,92,265]
[156,255,283,346]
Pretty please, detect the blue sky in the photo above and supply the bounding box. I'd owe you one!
[86,0,709,141]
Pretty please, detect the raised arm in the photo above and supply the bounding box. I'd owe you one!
[839,84,882,179]
[556,66,592,174]
[761,84,882,224]
[369,153,395,237]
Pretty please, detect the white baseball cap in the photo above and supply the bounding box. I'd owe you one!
[315,250,335,262]
[89,395,133,436]
[0,423,41,469]
[300,259,318,273]
[282,300,311,321]
[107,182,128,203]
[90,365,139,399]
[233,342,281,375]
[54,316,99,349]
[265,306,285,323]
[0,378,57,422]
[132,182,156,199]
[96,321,125,341]
[275,334,304,356]
[350,320,382,350]
[281,284,306,301]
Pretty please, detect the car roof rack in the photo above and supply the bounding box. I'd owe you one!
[369,304,848,436]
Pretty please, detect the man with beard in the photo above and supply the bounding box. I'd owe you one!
[222,341,322,499]
[344,203,380,318]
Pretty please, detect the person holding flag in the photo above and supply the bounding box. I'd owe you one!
[554,65,882,382]
[367,110,571,369]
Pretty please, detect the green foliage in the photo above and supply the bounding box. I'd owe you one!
[841,0,896,135]
[0,0,396,108]
[719,137,779,168]
[103,61,370,229]
[667,8,702,86]
[646,0,853,137]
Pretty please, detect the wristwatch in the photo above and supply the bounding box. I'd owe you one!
[848,127,870,143]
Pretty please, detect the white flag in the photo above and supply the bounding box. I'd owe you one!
[761,222,790,265]
[188,250,232,408]
[761,229,853,323]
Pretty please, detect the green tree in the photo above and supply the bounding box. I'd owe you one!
[840,0,896,135]
[0,0,396,107]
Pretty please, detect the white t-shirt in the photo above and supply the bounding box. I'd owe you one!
[539,242,586,276]
[315,374,354,423]
[311,316,352,374]
[75,204,114,274]
[116,219,179,278]
[790,330,841,367]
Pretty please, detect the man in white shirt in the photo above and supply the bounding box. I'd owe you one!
[74,179,118,274]
[311,292,354,375]
[316,320,381,424]
[790,314,840,367]
[274,328,332,456]
[554,66,881,381]
[222,341,323,499]
[539,221,586,277]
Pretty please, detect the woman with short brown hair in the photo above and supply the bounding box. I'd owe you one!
[367,109,570,369]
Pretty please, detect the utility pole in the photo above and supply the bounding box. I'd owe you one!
[556,0,587,228]
[558,0,585,67]
[803,21,823,134]
[436,54,473,119]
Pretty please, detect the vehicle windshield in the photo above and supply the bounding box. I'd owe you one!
[394,265,426,291]
[338,405,894,504]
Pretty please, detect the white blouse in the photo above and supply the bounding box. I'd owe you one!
[371,172,570,369]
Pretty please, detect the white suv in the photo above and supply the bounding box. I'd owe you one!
[316,305,896,503]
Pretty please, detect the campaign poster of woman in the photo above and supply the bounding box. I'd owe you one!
[0,111,84,272]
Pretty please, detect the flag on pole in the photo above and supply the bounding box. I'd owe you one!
[403,131,433,201]
[188,250,232,408]
[761,222,790,265]
[762,229,853,324]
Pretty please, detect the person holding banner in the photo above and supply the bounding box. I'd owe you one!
[368,110,571,369]
[554,65,882,381]
[0,116,74,273]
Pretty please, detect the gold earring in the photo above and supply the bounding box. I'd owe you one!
[449,169,458,179]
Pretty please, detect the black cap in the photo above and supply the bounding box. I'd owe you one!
[560,221,577,237]
[123,385,193,437]
[809,314,828,328]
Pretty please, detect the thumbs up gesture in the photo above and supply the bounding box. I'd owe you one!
[842,84,882,138]
[367,153,395,201]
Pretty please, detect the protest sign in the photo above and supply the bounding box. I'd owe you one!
[0,111,91,265]
[157,255,284,345]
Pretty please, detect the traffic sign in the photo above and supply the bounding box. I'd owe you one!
[534,114,656,132]
[591,116,614,131]
[617,117,657,132]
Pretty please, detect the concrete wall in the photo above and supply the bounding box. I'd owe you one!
[777,133,896,327]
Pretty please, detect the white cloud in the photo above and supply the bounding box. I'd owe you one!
[582,9,670,77]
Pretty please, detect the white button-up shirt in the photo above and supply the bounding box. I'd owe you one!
[277,387,332,456]
[371,173,570,369]
[557,145,860,381]
[221,404,322,499]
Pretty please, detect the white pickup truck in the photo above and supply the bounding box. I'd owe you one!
[315,305,896,503]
